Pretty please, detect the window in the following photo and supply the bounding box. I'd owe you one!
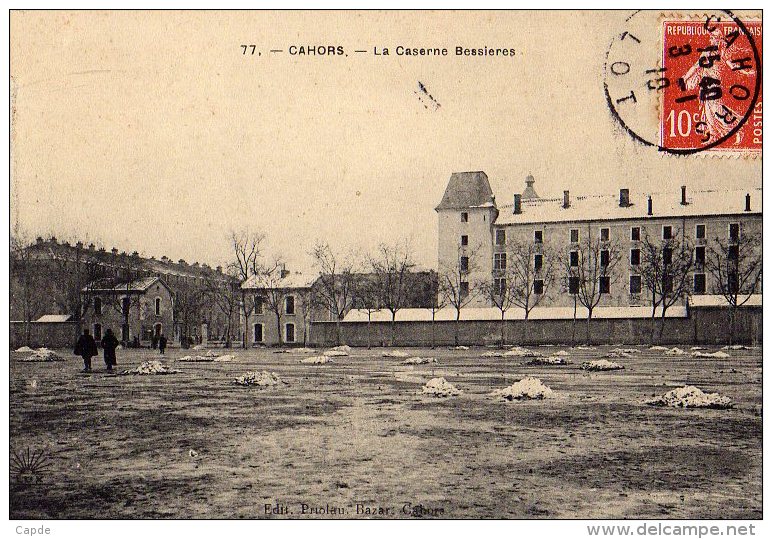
[663,275,673,294]
[728,271,739,293]
[663,247,672,266]
[495,229,506,245]
[122,297,130,316]
[155,297,161,316]
[569,250,579,267]
[728,245,739,261]
[630,248,640,266]
[285,295,295,315]
[461,212,468,223]
[94,297,102,315]
[694,246,705,265]
[599,276,610,294]
[600,249,610,267]
[285,323,296,343]
[253,323,263,343]
[460,281,469,298]
[696,224,706,239]
[729,223,740,242]
[534,230,543,244]
[494,278,506,296]
[631,227,640,241]
[254,297,263,314]
[568,276,579,294]
[534,254,543,272]
[461,235,468,246]
[663,225,673,240]
[600,228,610,242]
[93,323,102,341]
[534,279,544,295]
[629,275,642,294]
[570,229,579,243]
[693,274,706,295]
[460,256,469,272]
[494,253,507,270]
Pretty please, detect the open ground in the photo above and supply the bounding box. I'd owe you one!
[9,344,762,519]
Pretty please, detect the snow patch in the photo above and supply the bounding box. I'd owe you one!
[15,346,34,353]
[504,347,542,358]
[213,354,237,362]
[300,356,334,364]
[402,356,437,365]
[692,351,731,359]
[233,371,283,387]
[323,350,349,357]
[581,359,624,371]
[526,356,571,366]
[18,349,65,362]
[382,350,410,358]
[645,386,732,409]
[177,355,213,362]
[422,377,461,397]
[330,345,352,353]
[122,361,179,375]
[491,377,553,401]
[664,347,688,356]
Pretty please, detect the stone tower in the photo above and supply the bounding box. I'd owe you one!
[435,171,498,307]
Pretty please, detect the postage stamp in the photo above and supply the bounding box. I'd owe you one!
[660,19,762,153]
[604,10,761,156]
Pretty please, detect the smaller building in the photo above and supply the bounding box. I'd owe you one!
[82,277,175,346]
[241,271,317,346]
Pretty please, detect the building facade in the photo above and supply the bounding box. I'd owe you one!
[82,277,175,345]
[437,171,762,310]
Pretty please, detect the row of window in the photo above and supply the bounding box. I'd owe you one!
[253,295,296,315]
[482,223,742,246]
[252,322,296,343]
[92,297,163,316]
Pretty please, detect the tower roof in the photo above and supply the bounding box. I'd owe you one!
[522,174,539,199]
[435,171,495,211]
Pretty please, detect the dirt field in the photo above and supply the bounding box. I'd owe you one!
[9,344,762,519]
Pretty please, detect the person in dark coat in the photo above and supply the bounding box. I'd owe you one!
[101,328,120,371]
[158,334,167,355]
[74,329,98,372]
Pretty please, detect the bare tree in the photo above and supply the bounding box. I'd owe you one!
[426,271,445,349]
[204,272,240,348]
[438,243,482,347]
[254,258,288,347]
[481,244,556,347]
[639,228,694,343]
[50,241,108,335]
[566,232,622,343]
[229,230,266,348]
[10,234,49,346]
[311,241,359,345]
[352,277,380,349]
[369,241,416,346]
[705,229,762,345]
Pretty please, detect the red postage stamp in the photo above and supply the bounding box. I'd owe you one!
[660,19,762,154]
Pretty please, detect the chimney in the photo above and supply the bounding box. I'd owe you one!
[280,263,290,279]
[36,236,44,244]
[647,196,653,216]
[513,194,522,214]
[76,241,83,249]
[681,185,687,205]
[88,243,95,250]
[216,265,223,273]
[563,190,570,209]
[745,193,751,212]
[619,188,630,207]
[111,248,118,255]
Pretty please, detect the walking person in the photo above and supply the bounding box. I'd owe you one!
[74,329,98,373]
[158,333,167,355]
[101,328,120,372]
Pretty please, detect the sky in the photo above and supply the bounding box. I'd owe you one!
[10,11,761,272]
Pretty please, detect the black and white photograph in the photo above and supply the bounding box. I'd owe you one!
[6,6,765,531]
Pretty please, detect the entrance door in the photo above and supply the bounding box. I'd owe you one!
[253,323,263,343]
[285,323,295,343]
[121,324,129,342]
[155,323,162,337]
[93,323,102,341]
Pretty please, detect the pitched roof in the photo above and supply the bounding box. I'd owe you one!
[83,276,168,293]
[241,272,317,290]
[495,186,761,226]
[435,171,495,211]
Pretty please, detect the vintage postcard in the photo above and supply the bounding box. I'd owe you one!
[8,8,763,529]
